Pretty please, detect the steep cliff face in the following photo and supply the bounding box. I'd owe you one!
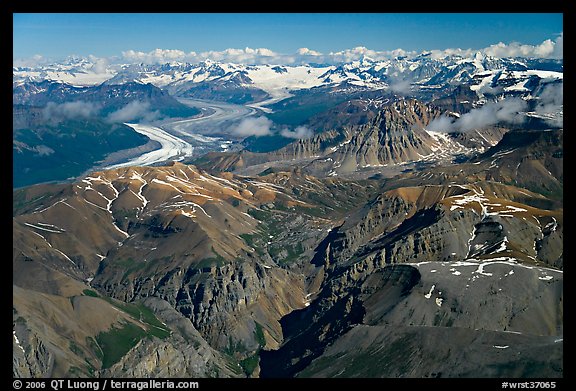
[327,99,441,171]
[13,321,54,378]
[332,182,562,269]
[274,130,345,161]
[102,297,241,377]
[96,258,308,352]
[261,177,563,378]
[13,283,240,378]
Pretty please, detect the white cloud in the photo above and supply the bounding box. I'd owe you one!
[427,98,528,132]
[34,145,55,156]
[13,54,47,68]
[426,115,456,133]
[428,34,563,60]
[118,45,418,66]
[388,79,412,95]
[230,116,273,137]
[16,33,563,69]
[536,82,563,112]
[88,55,109,74]
[122,49,192,64]
[552,33,563,59]
[328,46,415,63]
[428,48,476,60]
[280,125,314,139]
[534,82,563,127]
[483,37,559,59]
[106,101,160,123]
[42,101,101,123]
[198,47,280,64]
[115,36,563,67]
[297,47,322,56]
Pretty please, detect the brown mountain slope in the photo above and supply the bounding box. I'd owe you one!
[13,162,380,377]
[14,126,562,377]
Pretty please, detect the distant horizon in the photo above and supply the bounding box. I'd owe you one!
[13,13,563,66]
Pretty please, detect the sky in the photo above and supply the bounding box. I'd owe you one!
[13,13,563,65]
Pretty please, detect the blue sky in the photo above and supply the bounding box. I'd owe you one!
[13,13,563,62]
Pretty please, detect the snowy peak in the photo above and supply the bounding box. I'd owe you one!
[13,55,563,107]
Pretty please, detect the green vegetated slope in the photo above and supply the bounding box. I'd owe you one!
[13,118,149,188]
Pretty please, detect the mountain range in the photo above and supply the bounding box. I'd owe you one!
[13,53,563,378]
[14,54,562,105]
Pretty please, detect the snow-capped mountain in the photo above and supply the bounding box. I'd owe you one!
[13,54,562,106]
[13,56,115,87]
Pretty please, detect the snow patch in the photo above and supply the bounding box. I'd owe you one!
[424,285,435,299]
[180,210,196,218]
[24,222,64,234]
[53,248,76,265]
[13,331,25,354]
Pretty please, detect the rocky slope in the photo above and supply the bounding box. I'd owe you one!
[257,126,563,377]
[13,97,562,379]
[13,162,380,377]
[260,179,562,377]
[196,97,505,178]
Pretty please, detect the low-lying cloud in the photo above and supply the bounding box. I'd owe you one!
[388,78,412,95]
[106,101,160,123]
[535,82,563,113]
[230,118,315,139]
[42,101,101,124]
[533,82,563,127]
[427,98,528,133]
[280,125,314,139]
[230,116,273,137]
[34,145,55,156]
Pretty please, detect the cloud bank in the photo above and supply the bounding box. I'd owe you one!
[114,34,563,66]
[427,98,528,132]
[14,34,562,70]
[13,54,48,68]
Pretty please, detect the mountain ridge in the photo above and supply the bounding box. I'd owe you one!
[13,52,563,378]
[14,55,563,107]
[13,129,562,376]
